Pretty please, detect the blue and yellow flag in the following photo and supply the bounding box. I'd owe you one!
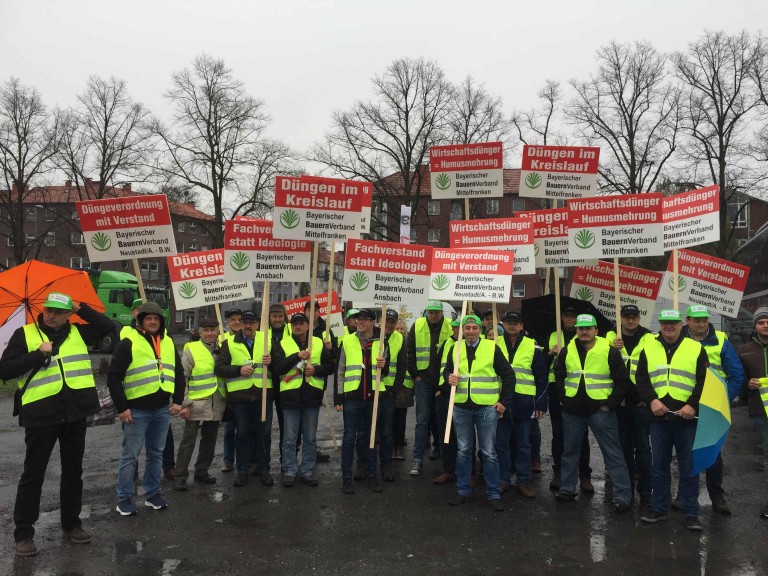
[692,368,731,475]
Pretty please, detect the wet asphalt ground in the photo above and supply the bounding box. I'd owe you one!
[1,352,767,575]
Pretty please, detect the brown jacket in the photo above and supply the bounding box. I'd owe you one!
[738,335,768,418]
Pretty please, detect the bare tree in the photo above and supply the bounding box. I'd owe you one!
[150,54,269,246]
[673,30,764,257]
[568,41,680,195]
[231,139,300,219]
[58,76,152,199]
[446,76,509,147]
[511,79,568,147]
[309,57,453,240]
[0,78,62,268]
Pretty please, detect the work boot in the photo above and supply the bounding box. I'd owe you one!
[233,473,248,487]
[282,475,295,487]
[62,527,92,544]
[711,495,732,516]
[580,477,594,494]
[518,483,535,499]
[381,464,395,482]
[367,475,384,493]
[342,478,355,494]
[555,490,577,502]
[353,464,366,481]
[163,467,176,480]
[260,473,275,487]
[433,472,456,484]
[531,458,542,474]
[194,472,217,484]
[316,451,331,463]
[15,539,38,557]
[549,472,561,491]
[499,481,510,494]
[220,461,234,472]
[174,478,189,491]
[671,495,682,510]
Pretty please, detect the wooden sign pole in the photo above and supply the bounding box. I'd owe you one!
[443,300,468,444]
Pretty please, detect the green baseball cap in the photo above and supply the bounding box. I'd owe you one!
[686,305,709,318]
[659,309,682,322]
[131,298,143,311]
[425,300,443,311]
[450,319,461,327]
[461,314,481,326]
[43,292,73,310]
[346,308,359,320]
[574,314,597,327]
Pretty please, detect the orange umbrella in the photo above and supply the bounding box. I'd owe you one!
[0,260,105,326]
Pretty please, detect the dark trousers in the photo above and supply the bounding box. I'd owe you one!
[342,399,379,479]
[175,420,221,478]
[435,393,458,474]
[393,407,408,448]
[14,419,87,542]
[617,404,652,500]
[163,424,175,470]
[549,398,591,477]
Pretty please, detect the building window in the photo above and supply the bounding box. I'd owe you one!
[428,200,440,215]
[486,199,499,215]
[727,197,749,229]
[512,198,526,212]
[201,245,209,252]
[177,243,184,253]
[428,229,440,243]
[44,207,55,221]
[188,241,198,251]
[6,236,13,247]
[175,311,183,323]
[44,232,55,247]
[201,226,208,236]
[410,229,417,243]
[71,256,90,268]
[71,209,79,220]
[450,201,463,221]
[25,233,35,243]
[177,221,185,232]
[71,232,85,245]
[189,221,197,232]
[512,282,525,298]
[25,207,37,221]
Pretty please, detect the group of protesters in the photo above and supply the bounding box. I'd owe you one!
[2,290,768,557]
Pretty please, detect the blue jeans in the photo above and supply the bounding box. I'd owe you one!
[649,418,699,516]
[342,399,378,479]
[454,405,500,499]
[509,417,533,485]
[561,409,631,504]
[753,415,768,488]
[281,407,319,477]
[549,398,591,477]
[116,407,170,501]
[413,380,435,463]
[223,419,236,464]
[617,404,652,501]
[435,393,457,474]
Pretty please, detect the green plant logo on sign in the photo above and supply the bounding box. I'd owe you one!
[668,276,687,291]
[350,271,369,291]
[435,173,451,191]
[525,172,542,189]
[280,209,300,229]
[230,252,250,271]
[576,287,594,302]
[91,232,111,251]
[179,282,198,299]
[432,274,450,291]
[574,229,595,249]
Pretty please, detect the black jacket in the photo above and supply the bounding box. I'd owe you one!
[107,325,185,414]
[442,339,515,409]
[554,338,629,416]
[334,327,390,404]
[635,333,708,415]
[0,303,113,427]
[214,330,274,404]
[272,333,335,409]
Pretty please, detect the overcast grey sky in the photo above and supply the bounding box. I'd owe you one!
[1,0,765,168]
